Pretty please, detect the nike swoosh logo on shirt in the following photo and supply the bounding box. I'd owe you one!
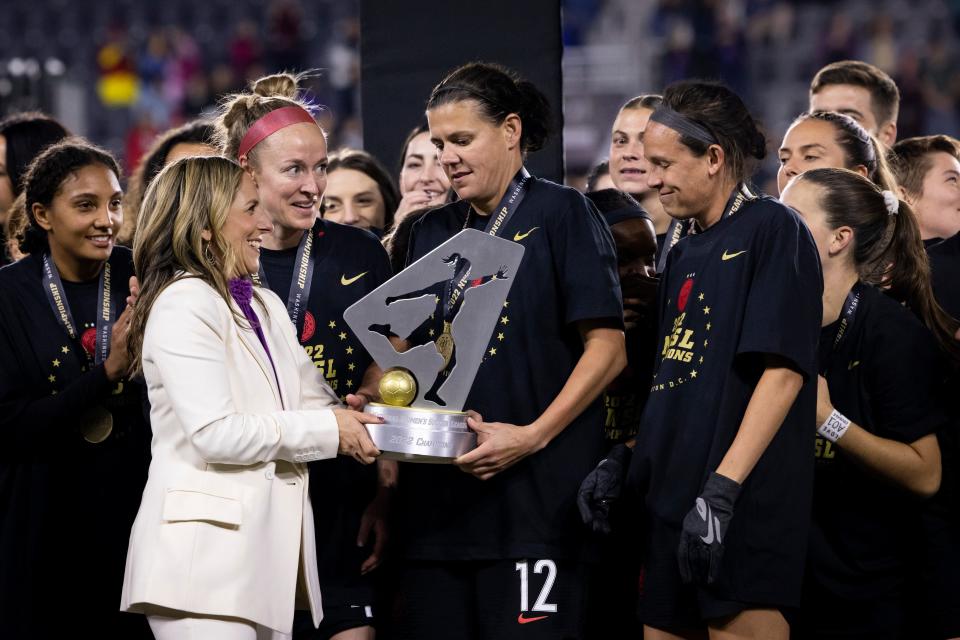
[517,613,549,624]
[513,227,539,242]
[341,272,368,285]
[848,360,860,370]
[721,250,747,261]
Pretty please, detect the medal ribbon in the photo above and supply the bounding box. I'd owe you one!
[463,167,532,237]
[448,167,530,314]
[820,282,864,376]
[41,252,114,365]
[656,183,755,272]
[256,223,317,334]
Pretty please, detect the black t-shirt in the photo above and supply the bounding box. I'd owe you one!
[630,193,823,604]
[259,219,391,398]
[928,232,960,322]
[259,218,391,604]
[0,248,150,633]
[604,329,656,446]
[807,285,949,614]
[397,176,623,561]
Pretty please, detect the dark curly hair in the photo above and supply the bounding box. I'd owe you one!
[21,138,121,254]
[426,62,553,154]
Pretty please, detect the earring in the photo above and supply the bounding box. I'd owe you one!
[203,241,219,267]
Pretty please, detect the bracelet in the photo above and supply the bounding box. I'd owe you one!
[818,409,850,443]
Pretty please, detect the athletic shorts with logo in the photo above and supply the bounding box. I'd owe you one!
[391,559,587,640]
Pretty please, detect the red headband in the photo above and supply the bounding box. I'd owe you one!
[237,106,317,160]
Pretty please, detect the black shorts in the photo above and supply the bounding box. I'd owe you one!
[309,457,378,606]
[640,517,784,632]
[391,559,588,640]
[292,603,375,640]
[583,504,644,638]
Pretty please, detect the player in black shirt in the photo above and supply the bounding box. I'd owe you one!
[581,189,658,451]
[577,188,658,638]
[928,232,960,323]
[625,81,823,639]
[391,62,625,640]
[0,140,150,637]
[216,72,393,640]
[781,167,959,638]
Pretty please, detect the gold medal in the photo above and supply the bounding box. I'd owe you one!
[435,321,454,367]
[79,405,113,444]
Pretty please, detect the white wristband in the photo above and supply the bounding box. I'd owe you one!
[818,409,850,443]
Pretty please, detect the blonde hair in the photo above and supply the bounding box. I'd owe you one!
[128,155,257,376]
[214,71,319,163]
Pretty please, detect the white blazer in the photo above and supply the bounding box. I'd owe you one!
[121,277,341,633]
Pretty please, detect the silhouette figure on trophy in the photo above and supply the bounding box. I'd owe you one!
[369,253,508,406]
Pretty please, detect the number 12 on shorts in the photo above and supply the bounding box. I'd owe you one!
[515,559,558,619]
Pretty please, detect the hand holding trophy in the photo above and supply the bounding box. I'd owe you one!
[344,228,524,463]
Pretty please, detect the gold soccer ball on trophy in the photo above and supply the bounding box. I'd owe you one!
[379,367,418,407]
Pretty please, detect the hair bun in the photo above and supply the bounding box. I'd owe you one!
[514,79,552,152]
[252,73,299,99]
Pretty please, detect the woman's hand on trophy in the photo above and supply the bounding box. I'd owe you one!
[345,391,375,411]
[334,409,383,464]
[455,412,540,480]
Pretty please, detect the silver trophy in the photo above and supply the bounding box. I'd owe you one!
[344,228,524,463]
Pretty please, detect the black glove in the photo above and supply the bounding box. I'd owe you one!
[577,443,632,534]
[677,471,741,585]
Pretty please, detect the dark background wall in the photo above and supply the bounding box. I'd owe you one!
[359,0,565,182]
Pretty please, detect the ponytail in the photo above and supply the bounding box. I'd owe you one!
[798,167,960,361]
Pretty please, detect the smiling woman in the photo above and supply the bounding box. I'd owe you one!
[214,73,394,640]
[121,155,383,639]
[392,124,453,227]
[626,80,822,640]
[0,138,151,637]
[322,147,400,234]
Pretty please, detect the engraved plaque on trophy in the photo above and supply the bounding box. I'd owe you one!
[343,228,524,463]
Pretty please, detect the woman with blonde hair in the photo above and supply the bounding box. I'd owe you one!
[120,155,382,639]
[216,73,394,640]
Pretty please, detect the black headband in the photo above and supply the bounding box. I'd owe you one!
[649,106,718,146]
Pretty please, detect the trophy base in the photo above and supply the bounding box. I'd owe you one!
[364,403,476,463]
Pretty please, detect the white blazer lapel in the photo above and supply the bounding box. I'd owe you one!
[233,311,285,409]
